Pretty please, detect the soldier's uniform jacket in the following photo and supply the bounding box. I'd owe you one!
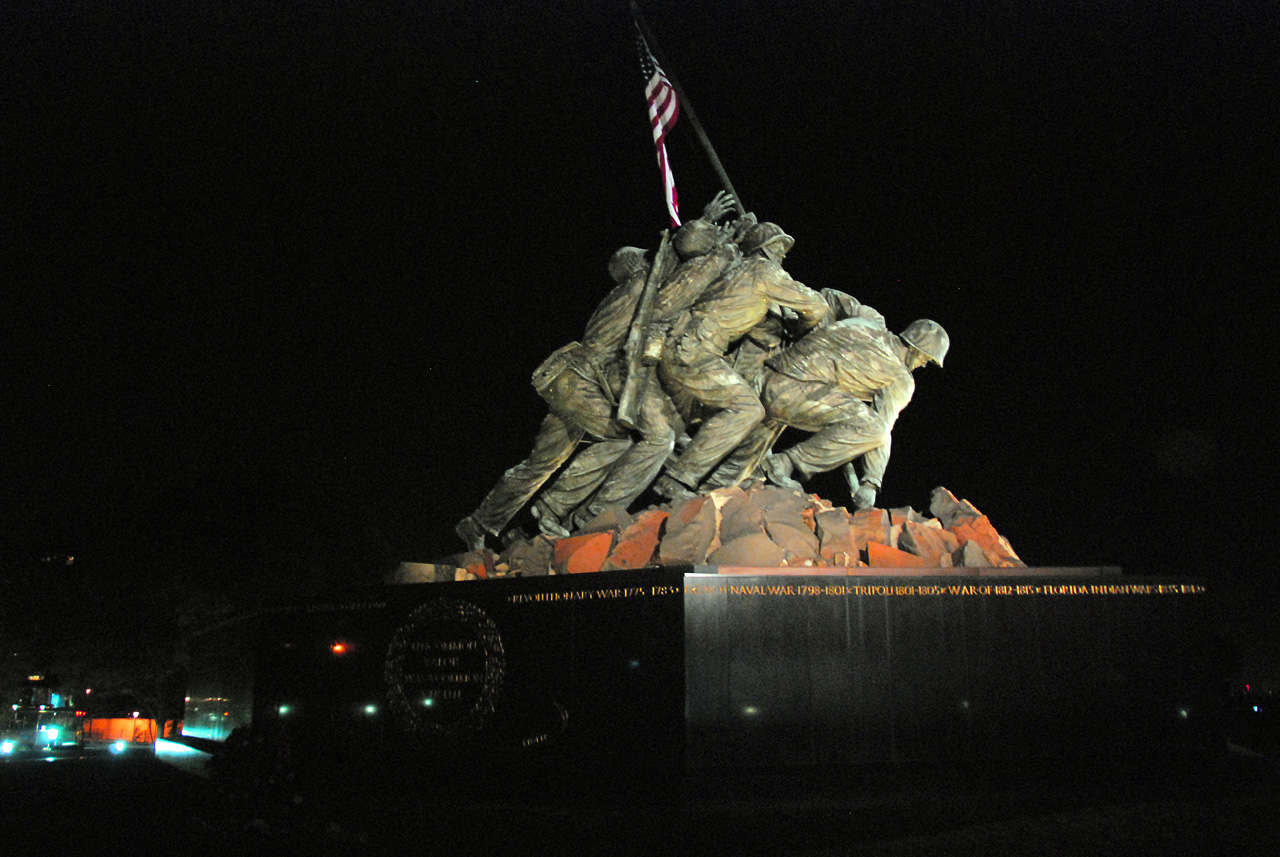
[675,256,831,360]
[652,241,742,325]
[532,267,650,404]
[767,318,916,427]
[576,267,651,398]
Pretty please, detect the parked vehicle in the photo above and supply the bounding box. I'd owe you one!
[2,677,85,757]
[1,706,85,756]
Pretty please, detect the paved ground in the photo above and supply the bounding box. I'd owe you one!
[835,795,1280,856]
[3,744,1278,855]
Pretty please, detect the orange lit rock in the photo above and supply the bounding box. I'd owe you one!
[449,549,496,579]
[899,521,958,567]
[814,508,857,562]
[504,535,554,577]
[951,515,1025,567]
[799,505,817,534]
[765,521,820,560]
[708,532,786,567]
[553,531,596,567]
[554,531,615,574]
[929,486,983,528]
[665,494,710,534]
[603,509,668,570]
[889,506,926,526]
[751,485,810,524]
[464,484,1025,580]
[849,507,892,550]
[706,484,749,512]
[718,489,767,542]
[659,495,721,564]
[867,541,929,568]
[952,540,992,568]
[808,494,838,511]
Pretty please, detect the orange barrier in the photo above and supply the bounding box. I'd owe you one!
[84,717,159,743]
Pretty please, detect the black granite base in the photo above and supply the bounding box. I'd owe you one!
[183,567,1221,773]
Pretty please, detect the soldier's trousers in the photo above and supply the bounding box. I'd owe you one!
[535,376,680,528]
[706,373,890,487]
[763,374,890,480]
[658,349,766,488]
[470,368,626,536]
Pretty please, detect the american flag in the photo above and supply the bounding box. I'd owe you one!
[635,27,680,227]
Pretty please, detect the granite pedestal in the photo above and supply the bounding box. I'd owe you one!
[183,566,1219,774]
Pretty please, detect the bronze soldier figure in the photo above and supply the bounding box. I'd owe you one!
[651,221,832,500]
[699,288,888,491]
[456,196,741,548]
[716,317,949,509]
[529,193,746,533]
[454,246,656,550]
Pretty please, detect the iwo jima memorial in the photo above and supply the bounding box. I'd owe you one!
[175,7,1219,782]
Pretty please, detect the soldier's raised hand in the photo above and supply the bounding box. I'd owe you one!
[701,190,735,223]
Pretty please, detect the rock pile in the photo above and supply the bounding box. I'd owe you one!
[391,486,1024,583]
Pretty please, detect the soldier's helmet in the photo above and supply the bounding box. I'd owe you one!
[740,222,795,260]
[673,220,719,259]
[899,319,949,367]
[608,246,648,283]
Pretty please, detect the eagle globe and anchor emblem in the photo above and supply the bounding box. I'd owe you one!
[384,598,506,740]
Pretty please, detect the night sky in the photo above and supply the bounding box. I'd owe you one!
[4,3,1277,670]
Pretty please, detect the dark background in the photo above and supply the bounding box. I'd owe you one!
[3,2,1277,677]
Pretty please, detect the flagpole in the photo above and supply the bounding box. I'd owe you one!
[630,1,747,218]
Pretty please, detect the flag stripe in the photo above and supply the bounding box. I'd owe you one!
[635,26,680,226]
[657,141,678,227]
[647,76,679,143]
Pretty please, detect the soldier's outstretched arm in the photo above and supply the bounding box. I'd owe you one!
[819,288,886,328]
[854,373,915,508]
[856,436,891,508]
[872,374,915,434]
[766,271,834,333]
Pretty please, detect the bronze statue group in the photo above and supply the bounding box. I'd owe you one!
[456,193,949,552]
